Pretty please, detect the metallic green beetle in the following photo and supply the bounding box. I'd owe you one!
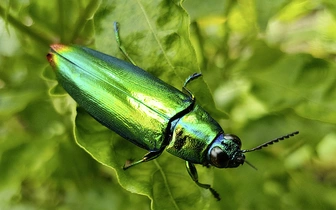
[46,24,299,200]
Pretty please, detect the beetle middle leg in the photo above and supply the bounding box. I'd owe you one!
[183,73,202,101]
[186,161,220,201]
[123,149,164,169]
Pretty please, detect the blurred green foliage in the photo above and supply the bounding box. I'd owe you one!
[0,0,336,209]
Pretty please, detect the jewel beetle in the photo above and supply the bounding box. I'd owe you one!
[46,22,299,200]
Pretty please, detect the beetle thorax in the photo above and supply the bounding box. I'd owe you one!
[166,104,224,164]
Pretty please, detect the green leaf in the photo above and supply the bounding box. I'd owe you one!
[94,0,224,117]
[238,41,336,124]
[2,0,336,209]
[73,0,219,209]
[75,107,212,210]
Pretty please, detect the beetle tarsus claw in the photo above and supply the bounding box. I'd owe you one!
[209,188,221,201]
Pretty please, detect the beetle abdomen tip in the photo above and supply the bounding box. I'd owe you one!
[50,44,67,51]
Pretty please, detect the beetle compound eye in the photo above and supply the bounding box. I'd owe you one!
[210,146,230,168]
[224,134,242,148]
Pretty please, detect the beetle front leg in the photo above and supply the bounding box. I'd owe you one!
[186,161,220,201]
[123,149,164,169]
[182,73,202,100]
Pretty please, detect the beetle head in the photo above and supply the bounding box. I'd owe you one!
[207,131,299,169]
[207,133,245,168]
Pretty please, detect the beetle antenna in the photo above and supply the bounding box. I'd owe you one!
[244,160,258,170]
[241,131,299,153]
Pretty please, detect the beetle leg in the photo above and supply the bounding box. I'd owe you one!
[123,149,164,169]
[186,161,220,201]
[182,73,202,100]
[113,22,137,66]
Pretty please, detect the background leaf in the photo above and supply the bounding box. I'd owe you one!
[1,0,336,209]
